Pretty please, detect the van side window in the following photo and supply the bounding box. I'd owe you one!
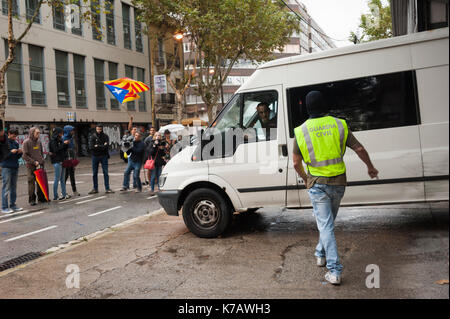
[287,70,420,137]
[243,91,278,141]
[211,90,278,141]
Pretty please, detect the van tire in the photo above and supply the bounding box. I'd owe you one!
[182,188,232,238]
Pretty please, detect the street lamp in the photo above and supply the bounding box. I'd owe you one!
[174,32,184,41]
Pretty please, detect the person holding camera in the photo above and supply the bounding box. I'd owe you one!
[121,131,145,193]
[149,132,167,195]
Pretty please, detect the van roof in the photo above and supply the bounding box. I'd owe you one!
[258,27,449,70]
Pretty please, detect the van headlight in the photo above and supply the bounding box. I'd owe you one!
[159,174,167,188]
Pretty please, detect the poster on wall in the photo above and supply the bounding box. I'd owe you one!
[154,75,167,94]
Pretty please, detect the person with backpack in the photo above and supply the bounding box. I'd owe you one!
[63,125,80,196]
[49,127,70,201]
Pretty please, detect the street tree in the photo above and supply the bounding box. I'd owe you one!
[0,0,105,128]
[349,0,393,44]
[134,0,299,123]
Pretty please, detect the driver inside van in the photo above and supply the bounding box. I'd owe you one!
[245,102,277,141]
[253,102,277,129]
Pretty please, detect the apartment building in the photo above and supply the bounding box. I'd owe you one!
[1,0,151,155]
[184,0,336,121]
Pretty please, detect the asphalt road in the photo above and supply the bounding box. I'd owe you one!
[0,159,161,264]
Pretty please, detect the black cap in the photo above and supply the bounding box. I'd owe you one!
[305,91,327,117]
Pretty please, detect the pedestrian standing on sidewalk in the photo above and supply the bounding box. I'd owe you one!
[63,125,80,196]
[88,125,114,194]
[121,131,145,193]
[1,129,23,213]
[143,126,156,185]
[22,127,46,206]
[149,132,167,195]
[293,91,379,285]
[49,127,70,201]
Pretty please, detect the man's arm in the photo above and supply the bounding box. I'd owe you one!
[353,145,379,179]
[346,131,379,179]
[127,116,133,132]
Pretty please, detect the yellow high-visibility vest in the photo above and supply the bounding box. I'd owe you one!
[294,116,349,177]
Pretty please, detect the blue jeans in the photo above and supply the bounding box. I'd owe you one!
[123,159,142,190]
[150,166,163,192]
[92,155,110,191]
[308,183,345,276]
[2,167,18,209]
[53,163,67,200]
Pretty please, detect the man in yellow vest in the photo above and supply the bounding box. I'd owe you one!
[293,91,379,285]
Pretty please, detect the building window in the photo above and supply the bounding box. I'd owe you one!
[73,54,86,108]
[137,67,146,111]
[105,0,115,45]
[52,2,65,31]
[158,37,165,64]
[122,3,132,49]
[4,40,24,104]
[125,64,135,110]
[91,0,102,41]
[28,45,46,105]
[26,0,40,24]
[2,0,18,16]
[55,50,70,106]
[70,0,82,36]
[287,71,420,137]
[108,62,119,109]
[94,59,106,109]
[134,9,143,52]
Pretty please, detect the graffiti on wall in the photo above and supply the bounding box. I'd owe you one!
[9,123,50,155]
[102,125,121,151]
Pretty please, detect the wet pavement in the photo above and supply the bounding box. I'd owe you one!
[0,201,448,299]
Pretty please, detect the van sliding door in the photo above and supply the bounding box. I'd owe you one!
[287,70,425,206]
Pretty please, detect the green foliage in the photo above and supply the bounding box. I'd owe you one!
[350,0,392,44]
[134,0,300,121]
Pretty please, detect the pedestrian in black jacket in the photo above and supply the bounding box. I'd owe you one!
[1,129,23,213]
[88,125,114,194]
[149,132,167,195]
[49,127,70,200]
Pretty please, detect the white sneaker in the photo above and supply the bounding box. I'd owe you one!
[316,257,326,267]
[1,208,14,214]
[325,271,341,285]
[11,206,23,212]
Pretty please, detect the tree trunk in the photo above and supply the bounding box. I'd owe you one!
[175,91,183,123]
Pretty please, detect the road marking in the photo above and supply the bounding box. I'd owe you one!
[0,210,30,220]
[0,211,45,225]
[75,196,107,205]
[4,225,58,242]
[58,195,93,204]
[147,196,157,200]
[88,206,122,217]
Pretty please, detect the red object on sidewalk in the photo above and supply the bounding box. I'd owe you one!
[34,167,50,202]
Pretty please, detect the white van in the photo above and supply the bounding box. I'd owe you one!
[157,28,449,238]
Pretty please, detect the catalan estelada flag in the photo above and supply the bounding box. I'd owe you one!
[104,77,150,104]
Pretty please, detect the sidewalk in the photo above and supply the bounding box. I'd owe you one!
[0,209,187,299]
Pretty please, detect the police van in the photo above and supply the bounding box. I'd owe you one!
[157,28,449,238]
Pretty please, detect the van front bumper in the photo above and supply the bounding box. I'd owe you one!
[157,190,180,216]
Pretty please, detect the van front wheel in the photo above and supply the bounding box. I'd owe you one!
[182,188,232,238]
